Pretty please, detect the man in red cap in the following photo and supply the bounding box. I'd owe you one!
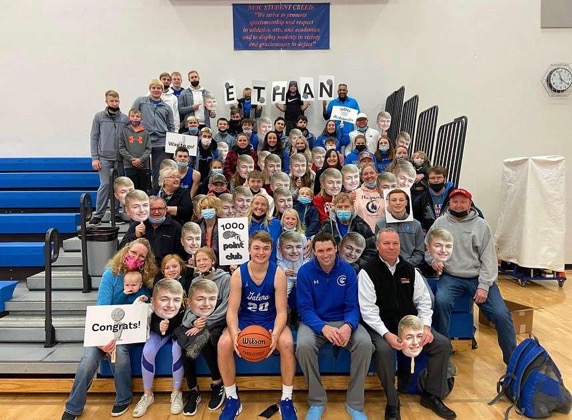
[425,189,516,365]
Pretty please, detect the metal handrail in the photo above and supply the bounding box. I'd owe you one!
[80,193,93,293]
[44,228,60,348]
[109,168,118,229]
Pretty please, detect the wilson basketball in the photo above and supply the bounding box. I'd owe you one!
[236,325,273,362]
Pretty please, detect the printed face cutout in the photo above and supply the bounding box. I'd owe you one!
[323,176,342,196]
[279,240,304,263]
[217,143,228,161]
[189,289,218,317]
[275,195,293,214]
[181,232,201,256]
[400,325,424,358]
[126,199,150,222]
[259,122,273,137]
[291,161,306,178]
[338,242,364,264]
[428,239,453,263]
[313,153,325,169]
[205,97,217,112]
[115,186,134,205]
[152,290,183,320]
[233,195,252,217]
[238,162,254,179]
[343,172,360,192]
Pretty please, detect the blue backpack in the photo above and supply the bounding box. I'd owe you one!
[489,337,571,419]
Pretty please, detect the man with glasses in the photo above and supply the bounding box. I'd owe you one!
[120,196,185,265]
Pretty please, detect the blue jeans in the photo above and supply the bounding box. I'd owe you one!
[64,345,132,416]
[434,274,516,364]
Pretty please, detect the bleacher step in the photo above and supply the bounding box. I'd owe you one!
[53,251,82,267]
[27,270,101,291]
[0,315,86,343]
[0,343,83,374]
[5,283,96,313]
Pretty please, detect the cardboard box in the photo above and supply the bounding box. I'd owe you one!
[479,300,534,334]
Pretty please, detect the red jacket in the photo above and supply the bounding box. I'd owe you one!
[224,145,259,180]
[312,194,333,224]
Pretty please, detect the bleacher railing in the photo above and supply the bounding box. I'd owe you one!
[44,228,59,348]
[432,116,468,186]
[412,105,439,158]
[400,95,419,141]
[80,193,93,293]
[384,86,405,142]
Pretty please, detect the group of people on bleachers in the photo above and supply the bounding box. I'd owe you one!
[64,72,518,420]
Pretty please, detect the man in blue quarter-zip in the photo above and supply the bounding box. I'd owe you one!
[296,232,373,420]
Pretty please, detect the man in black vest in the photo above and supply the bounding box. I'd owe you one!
[358,228,456,420]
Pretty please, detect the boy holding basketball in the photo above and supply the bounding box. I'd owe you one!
[217,231,298,420]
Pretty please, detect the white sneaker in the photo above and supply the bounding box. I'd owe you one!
[170,390,184,415]
[132,394,154,418]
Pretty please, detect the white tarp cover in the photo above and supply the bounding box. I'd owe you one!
[495,155,566,271]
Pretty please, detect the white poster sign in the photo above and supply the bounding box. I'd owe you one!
[251,80,267,106]
[318,75,335,100]
[223,79,238,105]
[83,304,149,347]
[271,81,288,104]
[330,106,358,125]
[165,132,198,155]
[299,77,315,101]
[218,217,249,265]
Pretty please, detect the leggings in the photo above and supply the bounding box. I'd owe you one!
[183,329,222,389]
[142,331,184,390]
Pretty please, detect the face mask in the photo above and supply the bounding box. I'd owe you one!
[243,129,252,135]
[201,138,212,147]
[211,168,223,175]
[429,182,444,192]
[414,158,424,167]
[188,127,199,135]
[357,126,367,132]
[298,197,311,205]
[283,226,296,232]
[106,106,119,117]
[364,181,377,189]
[336,210,352,222]
[148,215,166,224]
[125,254,144,271]
[130,120,140,127]
[176,160,188,168]
[190,80,200,87]
[201,209,216,220]
[355,144,367,152]
[218,128,228,134]
[325,145,336,151]
[379,145,389,152]
[449,209,469,218]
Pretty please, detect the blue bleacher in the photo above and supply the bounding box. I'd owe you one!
[0,242,45,267]
[0,191,97,209]
[0,281,18,312]
[0,157,93,172]
[0,214,80,235]
[0,173,99,189]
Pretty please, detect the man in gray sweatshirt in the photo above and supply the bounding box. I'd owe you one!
[426,189,516,364]
[89,90,128,225]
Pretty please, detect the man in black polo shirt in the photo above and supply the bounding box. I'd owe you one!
[358,228,456,420]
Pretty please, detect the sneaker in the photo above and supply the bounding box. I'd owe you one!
[345,404,368,420]
[111,402,130,417]
[208,383,225,410]
[447,359,458,377]
[61,412,77,420]
[132,394,154,418]
[420,394,457,419]
[279,398,297,420]
[219,396,242,419]
[183,389,201,416]
[305,405,324,420]
[171,390,185,415]
[88,217,101,226]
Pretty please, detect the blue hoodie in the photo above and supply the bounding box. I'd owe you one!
[296,256,360,335]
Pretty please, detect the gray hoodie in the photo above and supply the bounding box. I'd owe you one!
[182,268,230,329]
[426,209,497,291]
[131,96,175,145]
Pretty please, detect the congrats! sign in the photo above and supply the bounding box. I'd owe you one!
[83,304,150,347]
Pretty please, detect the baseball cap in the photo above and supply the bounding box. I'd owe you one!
[209,173,227,184]
[359,150,374,161]
[449,188,472,200]
[356,113,368,120]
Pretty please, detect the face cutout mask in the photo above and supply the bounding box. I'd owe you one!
[343,173,360,192]
[398,315,425,373]
[188,289,218,318]
[279,240,304,263]
[428,239,453,263]
[126,199,150,222]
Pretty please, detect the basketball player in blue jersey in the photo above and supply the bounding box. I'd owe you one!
[217,231,297,420]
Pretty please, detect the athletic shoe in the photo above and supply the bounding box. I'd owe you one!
[111,402,130,416]
[279,398,297,419]
[345,404,368,420]
[183,389,201,416]
[61,412,77,420]
[219,396,242,419]
[88,217,101,226]
[132,394,154,418]
[305,405,324,420]
[208,383,225,410]
[171,390,184,415]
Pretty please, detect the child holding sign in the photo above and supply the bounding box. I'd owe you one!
[132,279,185,418]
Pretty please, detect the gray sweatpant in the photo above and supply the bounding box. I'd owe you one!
[93,159,123,219]
[296,321,373,411]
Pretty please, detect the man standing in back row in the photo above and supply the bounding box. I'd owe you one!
[322,83,361,141]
